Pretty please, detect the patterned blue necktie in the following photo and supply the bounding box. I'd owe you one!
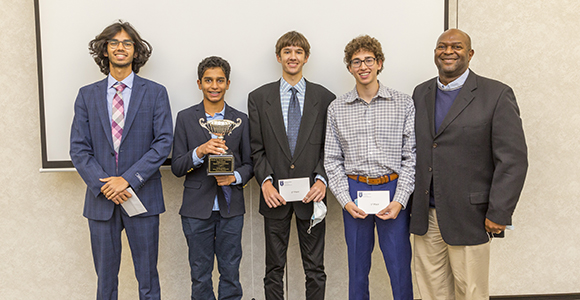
[287,87,301,157]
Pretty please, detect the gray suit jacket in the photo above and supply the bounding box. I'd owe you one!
[248,79,335,220]
[410,70,528,245]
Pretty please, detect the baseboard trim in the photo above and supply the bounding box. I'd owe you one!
[416,294,580,300]
[490,293,580,300]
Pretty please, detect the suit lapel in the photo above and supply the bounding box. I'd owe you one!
[223,103,241,142]
[292,80,318,160]
[435,71,477,138]
[195,102,212,141]
[424,79,437,138]
[265,80,292,160]
[121,75,145,145]
[96,78,115,150]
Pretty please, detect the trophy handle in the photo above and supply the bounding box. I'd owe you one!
[199,118,208,131]
[228,118,242,135]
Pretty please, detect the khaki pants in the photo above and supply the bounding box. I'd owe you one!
[414,208,490,300]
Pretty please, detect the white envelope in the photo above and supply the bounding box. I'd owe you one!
[355,190,390,214]
[121,187,148,217]
[278,177,310,202]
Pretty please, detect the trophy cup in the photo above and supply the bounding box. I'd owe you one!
[199,118,242,175]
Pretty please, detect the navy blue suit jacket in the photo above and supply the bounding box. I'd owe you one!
[70,75,173,221]
[171,101,253,219]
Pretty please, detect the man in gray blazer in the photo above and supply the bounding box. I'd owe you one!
[411,29,528,300]
[248,31,335,300]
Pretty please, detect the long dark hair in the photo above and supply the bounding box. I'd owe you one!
[88,20,152,75]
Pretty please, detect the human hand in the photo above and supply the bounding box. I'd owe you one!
[110,190,132,205]
[376,201,402,220]
[215,175,236,186]
[262,180,286,208]
[196,138,227,158]
[303,180,326,203]
[345,201,367,219]
[99,177,130,203]
[485,218,506,234]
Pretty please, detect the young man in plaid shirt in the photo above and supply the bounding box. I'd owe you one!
[324,35,416,300]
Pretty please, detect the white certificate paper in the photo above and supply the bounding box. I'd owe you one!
[279,177,310,202]
[121,187,148,217]
[355,190,390,214]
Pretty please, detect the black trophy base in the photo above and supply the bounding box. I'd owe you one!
[207,154,235,176]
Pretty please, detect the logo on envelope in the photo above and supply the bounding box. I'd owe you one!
[359,192,363,198]
[280,181,285,186]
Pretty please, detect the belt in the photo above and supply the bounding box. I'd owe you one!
[347,173,399,185]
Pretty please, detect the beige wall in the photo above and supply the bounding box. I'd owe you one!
[1,0,578,299]
[454,0,580,296]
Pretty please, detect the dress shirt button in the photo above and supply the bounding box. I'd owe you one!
[432,142,438,148]
[290,164,295,169]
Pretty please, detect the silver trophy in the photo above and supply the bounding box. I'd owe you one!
[199,118,242,175]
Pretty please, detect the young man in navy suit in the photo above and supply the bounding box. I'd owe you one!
[248,31,335,300]
[70,21,173,300]
[172,56,253,300]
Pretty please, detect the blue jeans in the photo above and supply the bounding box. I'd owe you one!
[181,212,244,300]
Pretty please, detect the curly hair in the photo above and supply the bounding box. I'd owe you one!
[197,56,231,81]
[88,20,152,75]
[275,31,311,58]
[343,35,385,74]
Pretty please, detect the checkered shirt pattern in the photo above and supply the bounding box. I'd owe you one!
[112,82,126,165]
[324,82,416,208]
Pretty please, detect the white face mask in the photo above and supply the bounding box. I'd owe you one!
[307,201,327,234]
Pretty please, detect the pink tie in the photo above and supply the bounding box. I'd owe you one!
[112,82,126,167]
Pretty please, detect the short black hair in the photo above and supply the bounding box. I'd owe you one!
[197,56,231,81]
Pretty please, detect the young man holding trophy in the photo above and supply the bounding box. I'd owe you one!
[171,56,253,300]
[324,35,416,300]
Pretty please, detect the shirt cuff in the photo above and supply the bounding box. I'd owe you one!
[191,147,204,166]
[336,191,352,208]
[315,174,327,187]
[261,176,273,187]
[393,190,410,209]
[232,171,242,185]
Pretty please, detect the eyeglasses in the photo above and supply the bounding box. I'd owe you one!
[107,39,134,49]
[350,57,377,68]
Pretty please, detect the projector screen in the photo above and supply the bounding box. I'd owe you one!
[36,0,447,170]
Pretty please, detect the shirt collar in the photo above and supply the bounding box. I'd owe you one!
[280,77,306,95]
[205,104,226,118]
[345,81,392,103]
[437,69,469,91]
[108,72,135,89]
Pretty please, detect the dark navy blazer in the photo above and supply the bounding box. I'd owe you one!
[171,101,253,219]
[70,75,173,221]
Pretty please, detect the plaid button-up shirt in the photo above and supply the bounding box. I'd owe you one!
[324,82,416,208]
